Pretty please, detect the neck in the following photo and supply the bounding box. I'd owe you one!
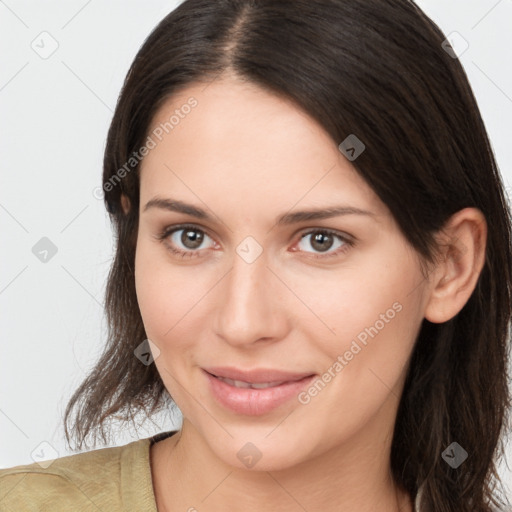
[151,416,414,512]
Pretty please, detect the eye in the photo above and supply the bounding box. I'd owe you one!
[294,229,354,259]
[155,224,216,259]
[155,224,355,261]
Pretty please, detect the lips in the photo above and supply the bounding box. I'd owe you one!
[214,377,287,389]
[203,366,314,384]
[203,366,316,415]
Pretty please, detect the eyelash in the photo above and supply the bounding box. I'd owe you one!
[154,223,355,260]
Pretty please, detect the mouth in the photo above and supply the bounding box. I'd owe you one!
[202,367,316,416]
[203,366,315,384]
[209,376,296,389]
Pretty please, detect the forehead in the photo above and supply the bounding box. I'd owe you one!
[138,79,387,219]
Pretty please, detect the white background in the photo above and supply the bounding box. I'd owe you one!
[1,0,511,503]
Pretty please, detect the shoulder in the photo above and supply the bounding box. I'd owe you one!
[0,437,152,511]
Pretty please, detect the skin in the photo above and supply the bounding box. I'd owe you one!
[126,76,487,512]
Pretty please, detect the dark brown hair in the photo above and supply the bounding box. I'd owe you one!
[63,1,512,510]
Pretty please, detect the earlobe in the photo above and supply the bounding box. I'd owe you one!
[424,208,487,324]
[121,194,131,215]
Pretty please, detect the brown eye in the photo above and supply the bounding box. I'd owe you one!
[179,228,204,249]
[157,224,215,259]
[296,229,354,259]
[309,232,335,252]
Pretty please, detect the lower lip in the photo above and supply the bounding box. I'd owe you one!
[203,370,316,416]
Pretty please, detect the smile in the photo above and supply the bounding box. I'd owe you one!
[203,369,316,415]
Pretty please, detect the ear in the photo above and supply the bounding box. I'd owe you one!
[424,207,487,323]
[120,193,131,215]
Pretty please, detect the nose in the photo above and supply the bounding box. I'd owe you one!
[212,246,291,348]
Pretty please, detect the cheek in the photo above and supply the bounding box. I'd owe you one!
[299,249,423,377]
[134,239,207,339]
[134,243,198,397]
[294,265,408,338]
[293,265,423,440]
[134,242,168,336]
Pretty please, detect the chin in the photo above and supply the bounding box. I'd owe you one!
[204,427,314,472]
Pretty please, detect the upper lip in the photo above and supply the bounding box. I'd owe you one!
[203,366,315,384]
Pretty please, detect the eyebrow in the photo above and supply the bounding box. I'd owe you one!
[143,196,376,225]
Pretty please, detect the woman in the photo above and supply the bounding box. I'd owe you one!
[1,0,511,511]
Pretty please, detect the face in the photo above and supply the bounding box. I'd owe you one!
[134,77,430,471]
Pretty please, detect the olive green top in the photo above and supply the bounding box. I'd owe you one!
[0,430,176,512]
